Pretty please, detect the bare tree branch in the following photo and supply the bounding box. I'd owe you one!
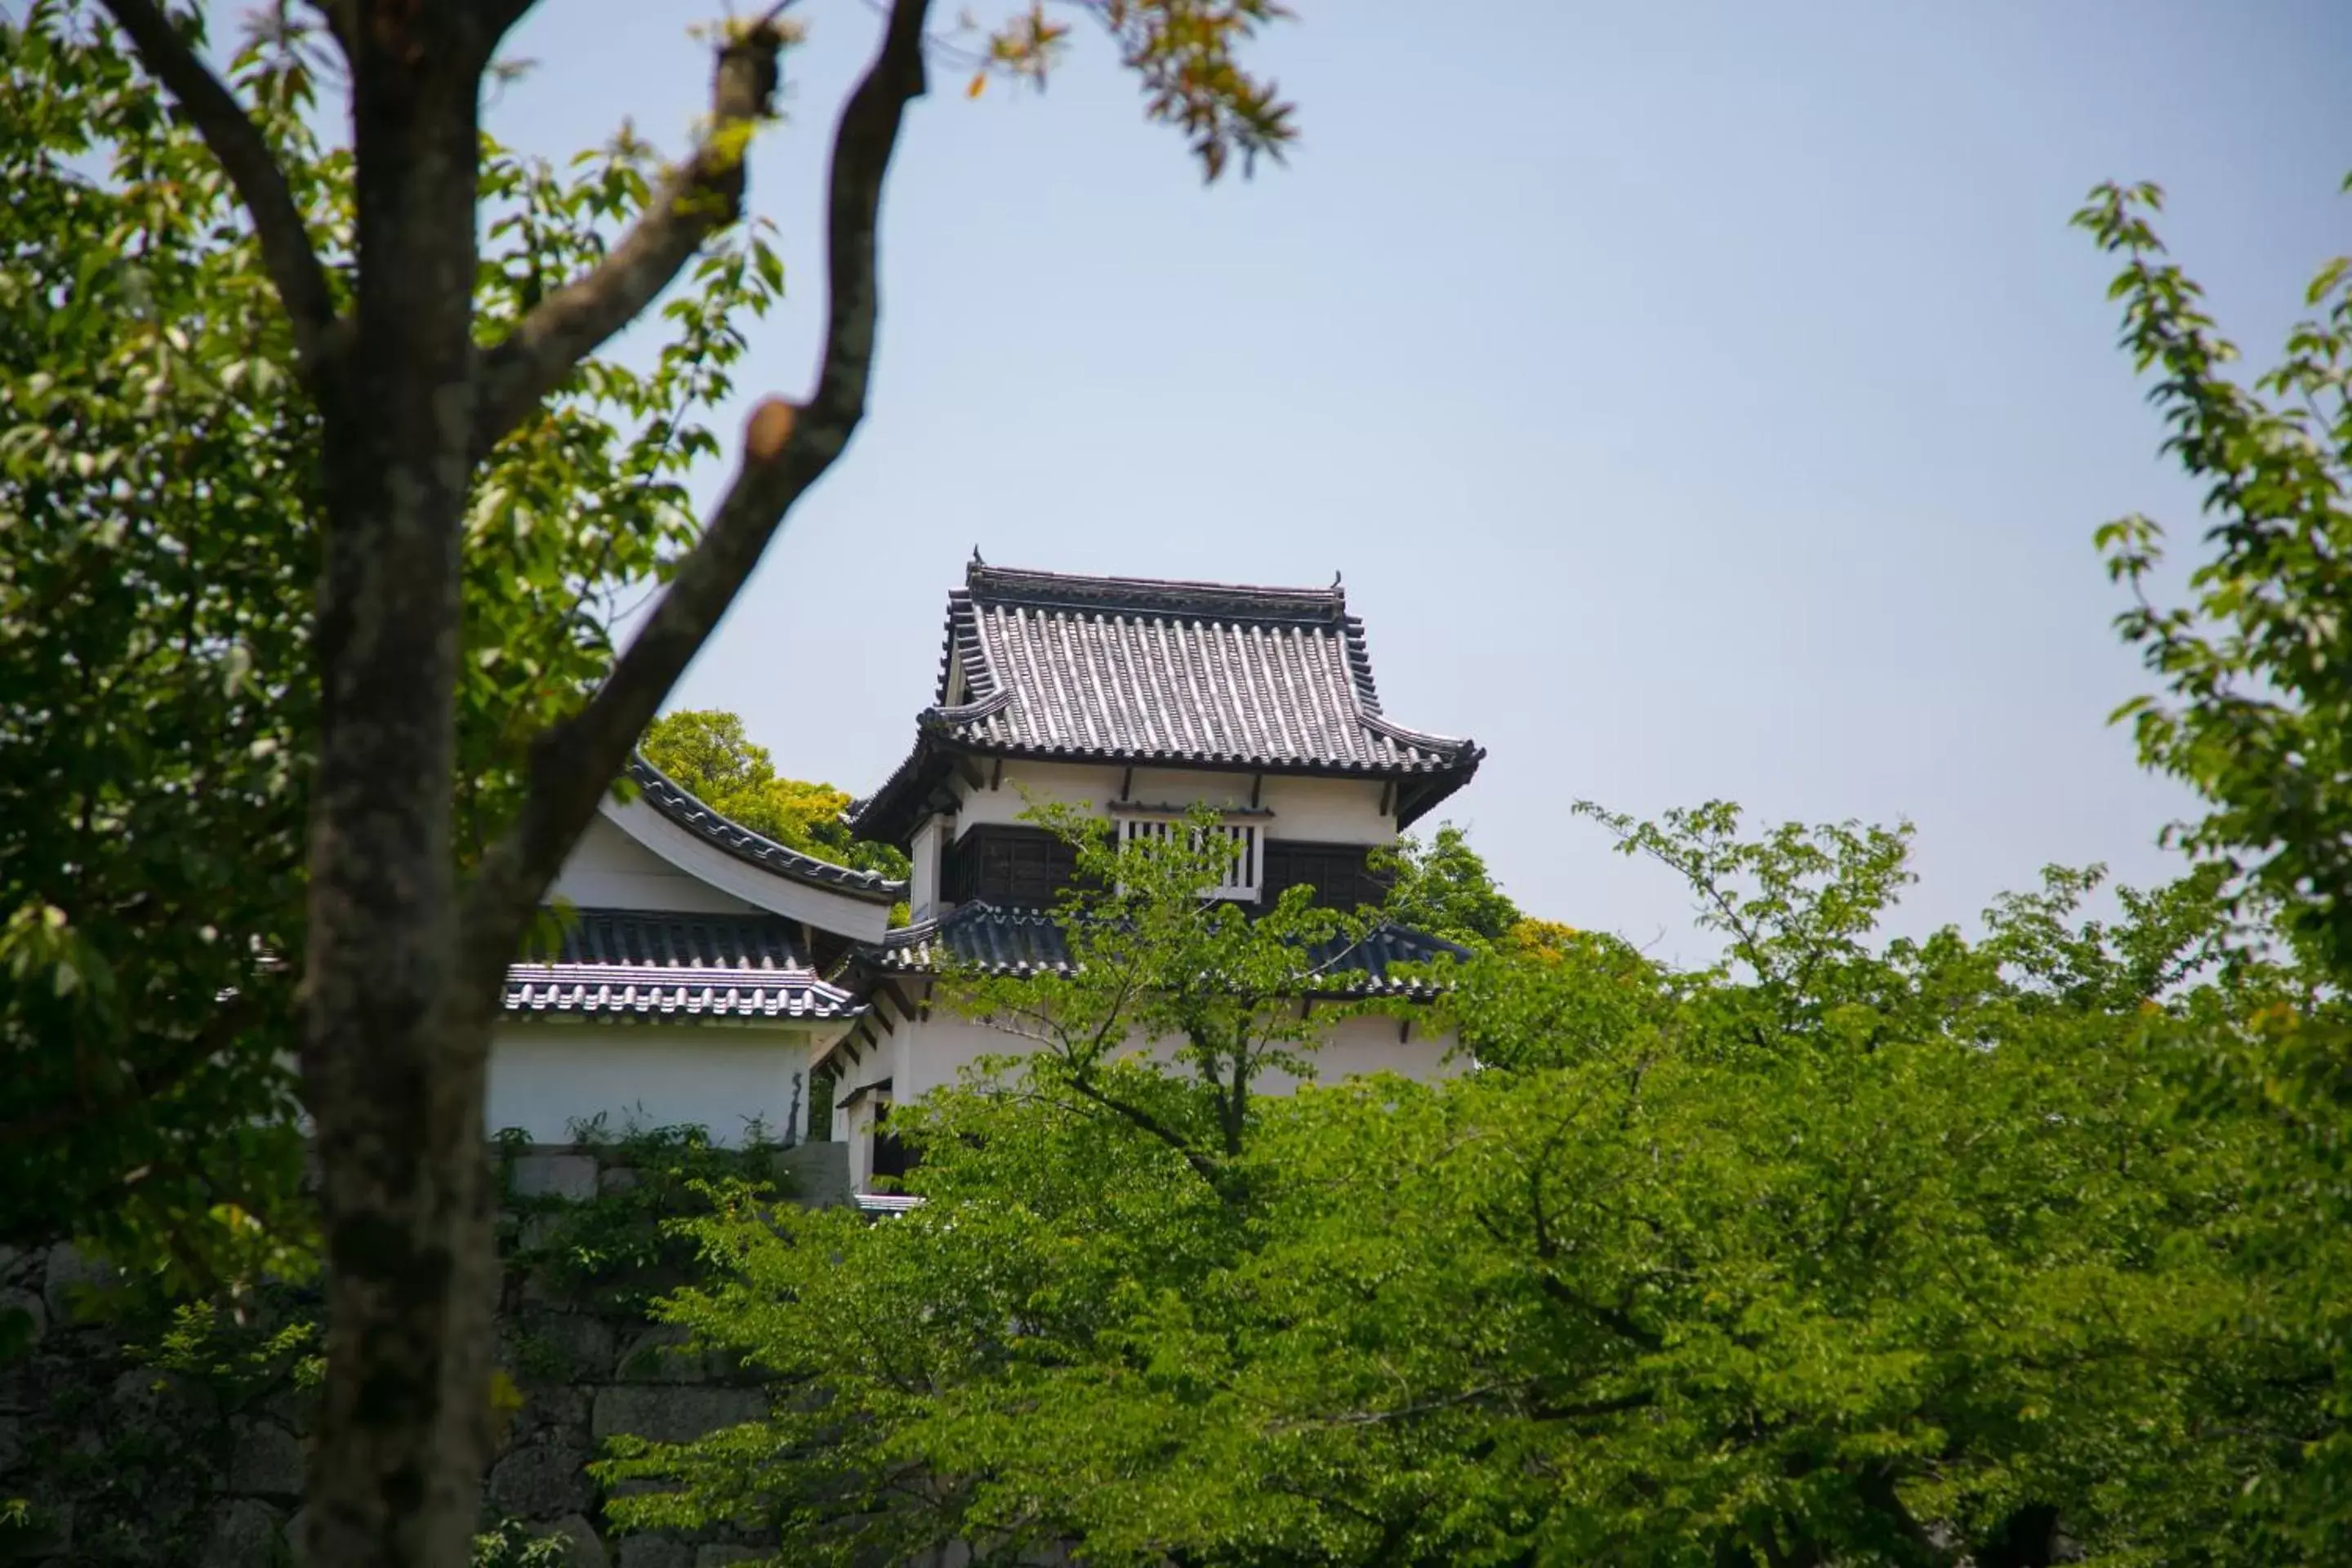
[96,0,343,390]
[457,0,934,996]
[468,5,800,460]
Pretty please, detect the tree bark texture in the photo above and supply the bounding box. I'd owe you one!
[297,7,494,1563]
[92,1,934,1563]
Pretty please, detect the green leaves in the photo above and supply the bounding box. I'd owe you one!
[960,1,1299,182]
[639,709,913,884]
[1371,823,1523,947]
[604,805,2317,1566]
[2,0,314,1267]
[0,6,790,1267]
[2078,170,2352,1559]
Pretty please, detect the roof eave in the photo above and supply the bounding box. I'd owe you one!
[1392,747,1483,830]
[859,734,1483,835]
[846,733,968,847]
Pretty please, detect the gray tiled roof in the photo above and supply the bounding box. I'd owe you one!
[626,757,904,903]
[860,902,1466,999]
[851,563,1483,840]
[532,907,812,969]
[504,907,862,1021]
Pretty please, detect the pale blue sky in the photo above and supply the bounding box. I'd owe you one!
[490,0,2349,956]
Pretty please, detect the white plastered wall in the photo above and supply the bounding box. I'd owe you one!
[946,761,1396,847]
[548,815,760,915]
[599,795,895,942]
[826,999,1459,1191]
[908,814,947,923]
[488,1020,849,1147]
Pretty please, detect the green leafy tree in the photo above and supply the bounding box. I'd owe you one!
[1,8,777,1276]
[6,0,1298,1561]
[600,804,1392,1560]
[1374,822,1522,946]
[640,708,911,884]
[2078,174,2352,1559]
[610,806,2308,1566]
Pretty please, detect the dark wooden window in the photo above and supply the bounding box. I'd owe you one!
[1260,840,1389,913]
[944,827,1388,914]
[945,824,1084,906]
[871,1102,915,1183]
[804,1071,835,1143]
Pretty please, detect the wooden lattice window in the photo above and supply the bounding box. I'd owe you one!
[1116,814,1263,901]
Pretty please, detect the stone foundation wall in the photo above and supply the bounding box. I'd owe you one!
[0,1138,854,1566]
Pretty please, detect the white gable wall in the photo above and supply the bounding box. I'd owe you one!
[600,795,896,941]
[946,761,1395,846]
[549,815,760,914]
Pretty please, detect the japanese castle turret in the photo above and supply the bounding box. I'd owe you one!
[827,560,1486,1193]
[489,557,1487,1198]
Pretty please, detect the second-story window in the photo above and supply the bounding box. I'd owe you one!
[1117,814,1263,901]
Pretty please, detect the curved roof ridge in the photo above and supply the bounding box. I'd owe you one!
[965,559,1350,625]
[625,756,907,902]
[1357,707,1482,760]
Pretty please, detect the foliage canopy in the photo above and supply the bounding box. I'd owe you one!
[608,801,2334,1566]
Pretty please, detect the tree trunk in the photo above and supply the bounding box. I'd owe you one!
[297,12,497,1565]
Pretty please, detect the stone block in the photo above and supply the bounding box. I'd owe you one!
[0,1362,34,1415]
[615,1535,692,1568]
[8,1499,72,1556]
[599,1166,642,1196]
[0,1288,46,1348]
[488,1440,595,1519]
[549,1513,611,1567]
[615,1325,720,1385]
[520,1313,617,1382]
[772,1143,851,1210]
[261,1384,317,1435]
[199,1499,284,1568]
[511,1152,599,1202]
[228,1419,308,1500]
[592,1386,765,1446]
[695,1548,760,1566]
[514,1384,594,1444]
[42,1241,118,1324]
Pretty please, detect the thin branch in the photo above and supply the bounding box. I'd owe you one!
[96,0,343,391]
[1060,1071,1229,1194]
[1530,1388,1656,1422]
[469,5,800,459]
[457,0,934,1001]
